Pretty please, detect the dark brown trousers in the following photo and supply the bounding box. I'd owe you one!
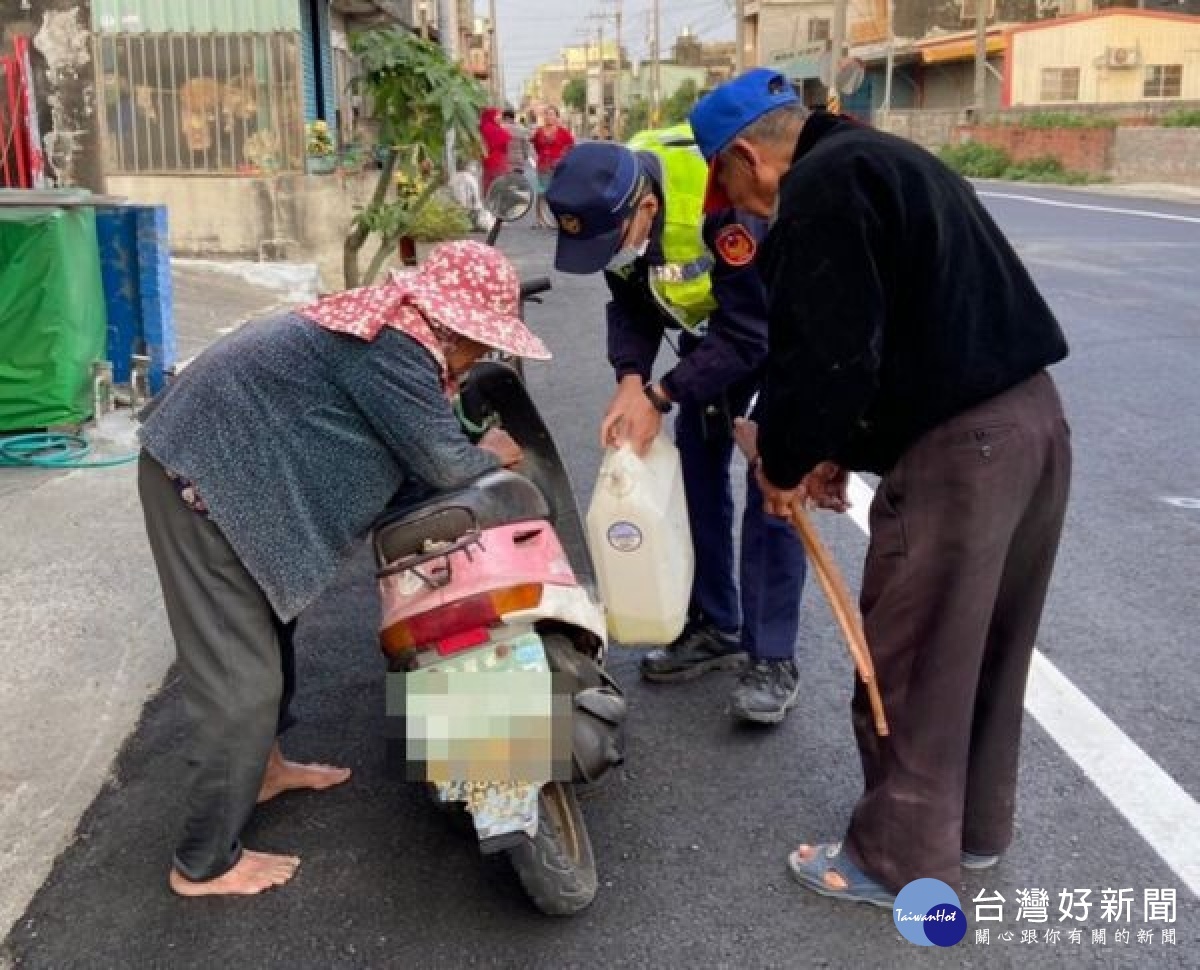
[845,371,1071,892]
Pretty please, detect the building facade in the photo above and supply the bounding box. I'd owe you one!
[844,7,1199,120]
[1007,10,1200,106]
[91,0,418,176]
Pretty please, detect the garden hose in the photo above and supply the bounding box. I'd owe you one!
[0,432,138,470]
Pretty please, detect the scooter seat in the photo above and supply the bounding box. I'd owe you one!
[373,469,550,567]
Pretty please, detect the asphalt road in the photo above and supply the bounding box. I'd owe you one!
[4,184,1199,969]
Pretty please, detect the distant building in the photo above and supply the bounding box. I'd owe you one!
[623,62,708,106]
[1008,9,1200,105]
[672,28,736,87]
[524,31,734,134]
[845,8,1200,120]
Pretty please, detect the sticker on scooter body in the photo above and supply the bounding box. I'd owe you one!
[403,632,569,842]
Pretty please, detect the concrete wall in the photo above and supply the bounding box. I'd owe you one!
[1112,127,1200,182]
[875,109,962,149]
[107,171,381,290]
[0,0,105,191]
[877,99,1200,151]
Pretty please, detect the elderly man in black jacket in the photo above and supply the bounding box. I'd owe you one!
[689,71,1072,907]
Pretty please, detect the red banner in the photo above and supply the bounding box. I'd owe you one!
[1,35,46,189]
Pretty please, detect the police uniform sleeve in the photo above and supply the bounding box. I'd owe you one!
[758,171,887,489]
[605,274,665,383]
[658,211,770,405]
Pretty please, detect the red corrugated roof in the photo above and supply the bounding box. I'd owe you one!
[1009,8,1200,37]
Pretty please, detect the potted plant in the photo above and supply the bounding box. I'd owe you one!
[306,120,337,175]
[396,189,472,265]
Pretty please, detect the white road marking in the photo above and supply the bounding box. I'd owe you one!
[977,191,1200,226]
[844,472,1200,898]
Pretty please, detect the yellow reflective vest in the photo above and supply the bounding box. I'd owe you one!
[626,124,717,333]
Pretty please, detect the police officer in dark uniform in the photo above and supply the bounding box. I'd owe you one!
[544,131,808,724]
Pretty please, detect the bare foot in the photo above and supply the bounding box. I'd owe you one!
[169,850,299,897]
[257,741,351,804]
[790,844,850,891]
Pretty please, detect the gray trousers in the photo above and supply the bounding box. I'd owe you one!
[845,371,1072,891]
[138,452,283,881]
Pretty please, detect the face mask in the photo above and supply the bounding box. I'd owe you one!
[606,238,648,272]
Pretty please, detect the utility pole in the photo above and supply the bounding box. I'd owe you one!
[597,25,606,131]
[590,5,624,136]
[883,0,895,115]
[437,0,461,174]
[613,0,623,139]
[973,0,988,123]
[489,0,503,105]
[438,0,459,60]
[828,0,847,111]
[735,0,744,73]
[652,0,661,125]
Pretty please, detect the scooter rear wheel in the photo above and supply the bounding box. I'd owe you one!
[507,781,597,915]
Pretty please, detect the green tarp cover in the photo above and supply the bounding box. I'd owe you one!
[0,207,107,431]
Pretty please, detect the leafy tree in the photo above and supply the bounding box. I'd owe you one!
[662,80,701,126]
[562,78,587,114]
[343,29,486,288]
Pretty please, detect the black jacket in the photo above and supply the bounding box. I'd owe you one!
[759,113,1068,486]
[604,154,770,406]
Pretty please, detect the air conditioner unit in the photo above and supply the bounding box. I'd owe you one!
[1103,46,1140,69]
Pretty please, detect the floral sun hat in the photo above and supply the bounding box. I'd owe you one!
[300,240,551,363]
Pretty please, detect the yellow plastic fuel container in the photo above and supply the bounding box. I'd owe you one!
[586,436,694,645]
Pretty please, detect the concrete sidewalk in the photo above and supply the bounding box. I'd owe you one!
[0,233,546,942]
[0,263,304,941]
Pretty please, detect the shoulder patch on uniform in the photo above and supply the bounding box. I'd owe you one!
[714,224,757,267]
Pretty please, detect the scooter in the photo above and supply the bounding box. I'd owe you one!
[371,176,626,916]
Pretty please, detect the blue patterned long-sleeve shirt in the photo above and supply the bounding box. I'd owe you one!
[139,313,497,621]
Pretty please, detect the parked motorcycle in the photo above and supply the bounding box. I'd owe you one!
[371,176,626,915]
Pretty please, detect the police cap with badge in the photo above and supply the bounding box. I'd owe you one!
[544,143,646,275]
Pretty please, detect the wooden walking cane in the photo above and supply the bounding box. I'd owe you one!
[787,504,890,738]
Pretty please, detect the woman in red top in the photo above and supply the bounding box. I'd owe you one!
[531,106,575,228]
[479,107,511,195]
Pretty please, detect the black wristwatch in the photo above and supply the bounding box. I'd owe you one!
[643,382,673,414]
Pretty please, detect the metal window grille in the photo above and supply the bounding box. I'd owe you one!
[96,31,304,174]
[1143,65,1183,100]
[1039,67,1080,103]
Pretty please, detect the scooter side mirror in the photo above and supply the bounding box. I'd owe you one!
[485,174,534,223]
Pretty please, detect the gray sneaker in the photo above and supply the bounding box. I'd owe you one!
[640,621,747,683]
[730,659,800,724]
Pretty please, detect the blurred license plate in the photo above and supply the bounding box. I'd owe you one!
[404,632,559,840]
[403,632,567,777]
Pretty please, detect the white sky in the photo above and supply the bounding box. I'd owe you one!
[482,0,737,103]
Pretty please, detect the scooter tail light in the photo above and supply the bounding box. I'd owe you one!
[381,583,543,656]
